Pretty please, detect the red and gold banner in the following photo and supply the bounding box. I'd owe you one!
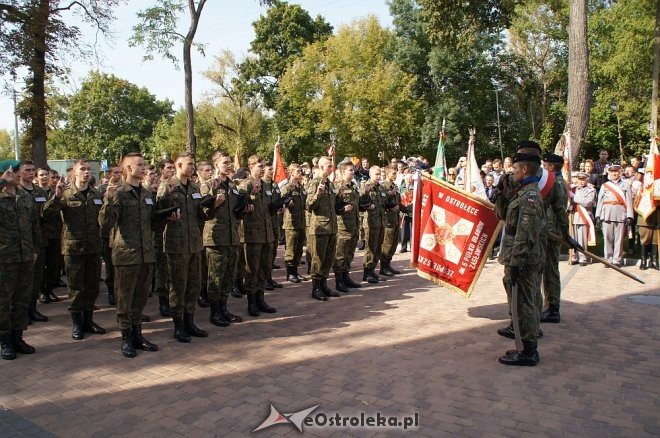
[411,174,502,298]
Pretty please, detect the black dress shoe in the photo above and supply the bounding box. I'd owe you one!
[497,322,515,339]
[272,264,281,270]
[580,262,587,266]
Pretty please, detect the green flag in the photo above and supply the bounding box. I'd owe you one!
[433,125,447,181]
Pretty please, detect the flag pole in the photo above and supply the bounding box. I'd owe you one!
[495,89,504,162]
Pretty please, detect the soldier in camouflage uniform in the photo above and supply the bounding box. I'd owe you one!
[42,169,65,302]
[98,164,121,306]
[155,159,174,317]
[239,156,277,316]
[196,161,214,308]
[18,161,49,324]
[497,153,545,366]
[379,165,402,277]
[43,159,106,340]
[263,163,283,290]
[359,166,388,284]
[100,153,158,358]
[156,153,210,342]
[202,152,247,327]
[332,161,362,292]
[0,164,40,360]
[306,157,340,301]
[540,154,570,324]
[281,163,307,283]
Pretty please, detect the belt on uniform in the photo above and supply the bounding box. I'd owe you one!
[603,201,623,205]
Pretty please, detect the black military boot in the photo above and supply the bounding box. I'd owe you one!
[132,324,158,351]
[1,336,16,360]
[311,280,327,301]
[379,260,394,277]
[639,245,648,270]
[184,313,208,337]
[172,317,191,343]
[497,321,515,339]
[48,289,61,302]
[247,294,260,316]
[265,280,274,291]
[71,313,85,340]
[197,289,210,308]
[268,276,283,289]
[107,285,116,306]
[256,291,277,313]
[334,272,348,293]
[120,328,137,358]
[28,302,48,323]
[286,266,301,283]
[343,271,361,288]
[321,278,340,297]
[540,305,560,323]
[83,310,107,334]
[232,279,245,298]
[650,245,660,270]
[158,294,171,317]
[386,261,401,275]
[498,340,540,366]
[209,301,230,327]
[220,298,242,323]
[39,286,51,304]
[12,330,35,354]
[363,268,379,284]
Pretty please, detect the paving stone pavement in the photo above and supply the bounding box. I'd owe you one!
[0,247,658,437]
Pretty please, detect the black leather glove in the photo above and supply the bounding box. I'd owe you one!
[625,217,634,227]
[595,217,602,229]
[563,229,584,251]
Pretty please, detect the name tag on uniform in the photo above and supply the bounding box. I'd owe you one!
[67,201,82,207]
[292,191,299,196]
[192,193,202,199]
[145,198,154,205]
[331,189,337,194]
[34,196,47,203]
[302,191,307,195]
[93,199,103,205]
[232,189,240,195]
[380,192,386,197]
[266,190,272,196]
[343,190,352,195]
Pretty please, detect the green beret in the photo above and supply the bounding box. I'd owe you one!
[0,160,20,173]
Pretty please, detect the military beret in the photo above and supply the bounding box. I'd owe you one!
[512,153,541,164]
[543,153,564,165]
[233,167,249,180]
[515,140,542,153]
[0,160,20,173]
[606,164,621,172]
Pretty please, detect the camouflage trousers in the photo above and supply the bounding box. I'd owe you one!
[333,231,357,273]
[166,252,201,318]
[206,246,237,301]
[363,226,384,269]
[271,225,280,265]
[0,261,33,337]
[308,233,336,280]
[33,247,45,302]
[64,254,102,313]
[284,229,305,267]
[153,245,168,297]
[101,238,114,292]
[244,242,271,295]
[542,239,561,308]
[503,264,540,342]
[381,225,400,263]
[534,235,548,315]
[115,263,153,329]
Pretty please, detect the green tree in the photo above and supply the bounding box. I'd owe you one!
[50,71,173,162]
[0,129,15,160]
[0,0,124,166]
[238,0,333,110]
[276,16,421,163]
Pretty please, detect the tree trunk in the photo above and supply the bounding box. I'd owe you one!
[652,0,660,136]
[183,0,207,156]
[28,0,49,167]
[566,0,590,167]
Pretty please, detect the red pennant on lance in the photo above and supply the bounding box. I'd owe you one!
[326,143,335,157]
[234,148,241,170]
[273,140,287,186]
[411,174,502,298]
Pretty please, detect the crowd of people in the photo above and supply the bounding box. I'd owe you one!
[0,144,656,366]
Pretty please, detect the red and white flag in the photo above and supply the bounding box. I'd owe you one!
[273,138,288,187]
[635,136,659,219]
[411,174,502,298]
[464,129,487,200]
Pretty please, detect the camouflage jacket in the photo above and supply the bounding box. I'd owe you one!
[43,184,103,255]
[0,187,41,263]
[498,181,545,267]
[281,180,306,230]
[334,180,359,233]
[20,184,48,246]
[99,182,156,265]
[306,177,338,235]
[202,177,245,247]
[238,176,274,244]
[359,181,387,229]
[156,177,208,254]
[380,180,401,228]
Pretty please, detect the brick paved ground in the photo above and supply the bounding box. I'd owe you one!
[0,247,658,437]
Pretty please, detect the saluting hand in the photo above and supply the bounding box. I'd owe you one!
[344,204,354,212]
[54,179,65,198]
[2,167,15,185]
[214,190,226,207]
[106,183,118,200]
